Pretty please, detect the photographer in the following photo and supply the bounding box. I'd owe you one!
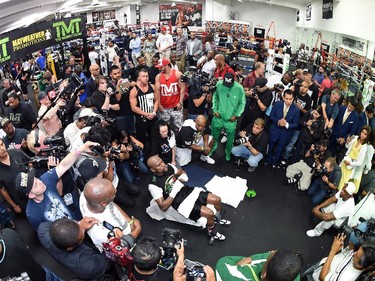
[232,118,268,173]
[79,178,142,251]
[131,237,173,280]
[290,106,325,163]
[15,141,99,231]
[307,182,355,237]
[38,217,114,280]
[173,241,216,281]
[311,234,375,281]
[112,129,148,184]
[307,157,342,205]
[176,115,215,166]
[285,140,331,191]
[187,70,214,120]
[239,77,272,131]
[37,91,65,136]
[63,108,96,145]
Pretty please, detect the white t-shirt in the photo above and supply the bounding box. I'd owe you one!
[156,33,173,51]
[79,195,132,251]
[63,122,80,146]
[200,58,216,77]
[106,45,118,62]
[333,191,355,221]
[312,249,363,281]
[349,193,375,227]
[89,51,99,65]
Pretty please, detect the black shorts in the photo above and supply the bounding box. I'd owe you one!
[188,191,209,221]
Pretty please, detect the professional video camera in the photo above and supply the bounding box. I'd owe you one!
[161,228,186,270]
[121,141,143,170]
[343,218,375,248]
[108,146,121,161]
[182,67,217,94]
[235,134,253,146]
[102,221,133,270]
[46,73,85,102]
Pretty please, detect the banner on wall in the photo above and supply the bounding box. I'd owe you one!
[0,16,86,64]
[322,0,333,19]
[306,4,312,21]
[159,4,202,26]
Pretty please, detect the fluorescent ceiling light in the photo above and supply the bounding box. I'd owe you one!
[0,0,11,4]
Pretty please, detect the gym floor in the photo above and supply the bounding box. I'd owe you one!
[13,140,335,280]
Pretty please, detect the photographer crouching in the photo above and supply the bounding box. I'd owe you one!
[284,140,331,192]
[307,156,342,205]
[232,118,268,173]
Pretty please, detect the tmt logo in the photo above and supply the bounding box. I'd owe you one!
[53,18,82,42]
[0,37,11,63]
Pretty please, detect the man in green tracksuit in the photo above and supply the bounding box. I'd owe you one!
[215,249,302,281]
[210,72,245,161]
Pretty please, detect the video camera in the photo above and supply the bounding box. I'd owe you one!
[343,218,375,248]
[181,67,217,94]
[161,228,186,270]
[102,221,133,270]
[46,73,85,102]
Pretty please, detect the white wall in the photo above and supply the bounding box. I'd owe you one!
[228,2,296,40]
[296,0,375,42]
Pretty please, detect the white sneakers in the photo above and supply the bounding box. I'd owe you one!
[306,229,320,237]
[200,154,215,164]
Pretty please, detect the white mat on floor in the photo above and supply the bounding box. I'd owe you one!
[205,175,248,208]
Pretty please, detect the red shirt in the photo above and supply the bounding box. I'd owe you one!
[243,71,262,89]
[214,64,235,79]
[159,70,180,109]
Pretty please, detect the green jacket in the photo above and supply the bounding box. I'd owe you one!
[212,81,245,121]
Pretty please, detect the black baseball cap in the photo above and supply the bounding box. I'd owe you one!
[223,72,235,87]
[15,169,36,198]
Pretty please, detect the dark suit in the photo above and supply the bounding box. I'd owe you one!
[330,105,359,152]
[357,112,370,134]
[85,76,96,98]
[266,101,300,166]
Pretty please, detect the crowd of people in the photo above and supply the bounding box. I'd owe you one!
[0,25,375,281]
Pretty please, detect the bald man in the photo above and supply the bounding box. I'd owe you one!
[85,64,100,98]
[147,155,230,241]
[213,54,235,79]
[79,178,141,251]
[175,115,215,166]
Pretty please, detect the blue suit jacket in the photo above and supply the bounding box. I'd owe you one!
[269,101,300,142]
[332,105,359,138]
[85,77,96,97]
[357,112,369,134]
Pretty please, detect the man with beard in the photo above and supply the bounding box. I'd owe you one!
[108,65,135,134]
[1,117,28,149]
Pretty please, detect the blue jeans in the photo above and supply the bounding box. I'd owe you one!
[117,159,148,183]
[307,178,328,205]
[44,267,64,281]
[231,144,264,167]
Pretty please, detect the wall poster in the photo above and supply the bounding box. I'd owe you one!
[159,4,202,26]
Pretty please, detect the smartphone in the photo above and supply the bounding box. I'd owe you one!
[103,220,115,231]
